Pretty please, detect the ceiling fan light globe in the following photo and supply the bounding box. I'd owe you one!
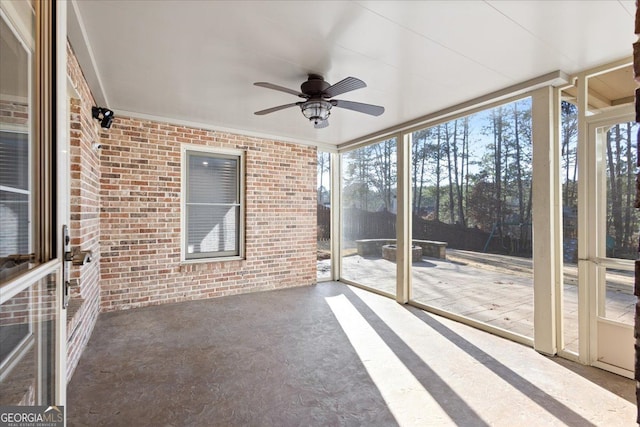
[301,100,331,123]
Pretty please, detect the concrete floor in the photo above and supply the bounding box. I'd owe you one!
[67,282,634,426]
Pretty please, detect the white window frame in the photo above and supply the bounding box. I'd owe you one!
[180,144,245,263]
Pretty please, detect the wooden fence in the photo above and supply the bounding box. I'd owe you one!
[318,205,532,256]
[317,205,331,241]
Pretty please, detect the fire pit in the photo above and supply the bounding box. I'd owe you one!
[381,244,422,263]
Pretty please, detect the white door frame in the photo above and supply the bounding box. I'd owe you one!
[55,0,69,404]
[579,104,635,378]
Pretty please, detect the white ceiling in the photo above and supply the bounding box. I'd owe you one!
[68,0,635,147]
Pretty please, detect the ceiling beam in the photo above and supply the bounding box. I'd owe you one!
[339,70,569,152]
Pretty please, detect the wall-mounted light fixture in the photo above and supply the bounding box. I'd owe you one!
[92,106,114,129]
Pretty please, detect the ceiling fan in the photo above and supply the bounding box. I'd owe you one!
[253,74,384,129]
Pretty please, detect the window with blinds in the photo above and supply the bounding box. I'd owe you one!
[0,131,30,260]
[184,150,243,260]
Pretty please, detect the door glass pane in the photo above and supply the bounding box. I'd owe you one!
[341,138,397,296]
[600,267,634,326]
[411,98,534,338]
[599,122,637,327]
[604,122,639,260]
[0,10,35,283]
[317,151,331,280]
[0,270,59,405]
[561,100,579,353]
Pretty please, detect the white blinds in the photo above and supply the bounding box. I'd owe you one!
[185,152,240,258]
[0,131,30,257]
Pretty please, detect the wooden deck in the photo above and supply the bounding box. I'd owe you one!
[320,249,634,353]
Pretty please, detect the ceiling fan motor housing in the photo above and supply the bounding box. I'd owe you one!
[301,74,330,97]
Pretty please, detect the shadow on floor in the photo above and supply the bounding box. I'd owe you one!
[400,302,596,427]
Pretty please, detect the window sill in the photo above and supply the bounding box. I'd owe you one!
[179,256,246,273]
[180,256,245,265]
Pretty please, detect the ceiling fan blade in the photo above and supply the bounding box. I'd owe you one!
[323,77,366,98]
[314,119,329,129]
[332,99,385,116]
[254,82,305,98]
[254,103,300,115]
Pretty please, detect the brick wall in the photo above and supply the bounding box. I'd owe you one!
[66,42,101,382]
[98,119,317,311]
[64,41,316,382]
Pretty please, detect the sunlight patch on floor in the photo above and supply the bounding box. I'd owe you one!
[348,286,636,427]
[326,294,455,427]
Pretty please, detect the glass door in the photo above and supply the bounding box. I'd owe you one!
[580,109,636,377]
[0,0,65,407]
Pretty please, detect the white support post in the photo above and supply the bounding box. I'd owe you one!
[532,86,557,356]
[575,74,591,364]
[552,87,565,352]
[330,152,341,281]
[396,132,411,303]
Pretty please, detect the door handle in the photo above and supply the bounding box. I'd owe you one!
[62,225,71,309]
